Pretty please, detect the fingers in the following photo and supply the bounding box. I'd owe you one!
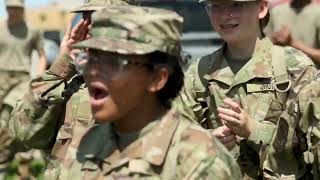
[218,113,239,126]
[211,126,233,137]
[63,19,73,41]
[218,134,236,144]
[218,107,239,119]
[83,19,92,40]
[215,131,237,150]
[223,98,241,113]
[70,19,85,41]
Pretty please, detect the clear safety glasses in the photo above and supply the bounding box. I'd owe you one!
[75,51,154,78]
[205,1,249,15]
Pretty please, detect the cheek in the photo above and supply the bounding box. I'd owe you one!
[94,70,150,123]
[210,15,220,29]
[110,72,149,108]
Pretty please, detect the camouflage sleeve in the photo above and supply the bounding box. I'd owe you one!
[298,78,320,179]
[173,60,206,123]
[176,125,242,179]
[9,53,78,150]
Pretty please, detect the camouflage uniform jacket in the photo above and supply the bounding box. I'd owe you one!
[0,128,46,180]
[45,109,242,180]
[9,54,94,164]
[175,37,317,178]
[264,72,320,179]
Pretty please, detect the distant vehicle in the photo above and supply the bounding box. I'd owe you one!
[140,0,223,61]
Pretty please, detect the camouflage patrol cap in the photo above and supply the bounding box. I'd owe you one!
[74,5,183,57]
[5,0,24,8]
[70,0,133,13]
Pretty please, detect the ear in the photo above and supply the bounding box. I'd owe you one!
[258,0,269,20]
[147,67,169,93]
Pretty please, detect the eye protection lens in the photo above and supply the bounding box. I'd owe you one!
[82,52,156,80]
[205,2,247,15]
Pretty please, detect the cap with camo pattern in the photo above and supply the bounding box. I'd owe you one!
[74,5,183,57]
[70,0,133,13]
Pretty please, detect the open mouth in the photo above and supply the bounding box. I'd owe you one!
[88,82,109,107]
[220,24,239,30]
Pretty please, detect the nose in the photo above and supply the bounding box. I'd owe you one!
[221,7,234,19]
[83,62,99,80]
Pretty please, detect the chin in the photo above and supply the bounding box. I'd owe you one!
[92,109,117,124]
[219,33,238,43]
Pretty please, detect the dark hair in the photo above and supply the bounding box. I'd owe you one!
[145,51,184,109]
[257,0,270,36]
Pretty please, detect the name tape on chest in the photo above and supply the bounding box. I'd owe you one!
[246,83,275,93]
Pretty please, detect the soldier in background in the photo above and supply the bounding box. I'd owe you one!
[265,0,320,65]
[0,0,47,127]
[263,71,320,179]
[0,128,46,180]
[8,0,135,167]
[174,0,317,178]
[44,5,241,179]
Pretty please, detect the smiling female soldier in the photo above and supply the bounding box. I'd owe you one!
[44,5,242,179]
[174,0,318,179]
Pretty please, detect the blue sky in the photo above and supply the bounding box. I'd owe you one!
[0,0,57,18]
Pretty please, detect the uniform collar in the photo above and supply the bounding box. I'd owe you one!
[204,37,274,89]
[87,110,181,175]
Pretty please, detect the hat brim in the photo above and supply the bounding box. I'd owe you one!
[6,4,24,8]
[73,37,158,55]
[70,5,105,13]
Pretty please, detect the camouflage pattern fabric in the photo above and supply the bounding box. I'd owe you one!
[263,72,320,179]
[74,5,183,58]
[70,0,135,13]
[174,37,317,179]
[4,150,46,180]
[0,72,29,128]
[44,109,242,179]
[0,128,46,180]
[9,53,93,163]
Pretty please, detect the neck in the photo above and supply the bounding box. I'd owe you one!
[113,96,167,133]
[226,34,261,61]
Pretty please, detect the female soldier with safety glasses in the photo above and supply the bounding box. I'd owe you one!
[175,0,317,178]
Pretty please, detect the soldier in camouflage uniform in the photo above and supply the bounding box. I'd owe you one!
[174,0,317,179]
[0,128,46,180]
[0,0,47,127]
[43,5,241,179]
[262,71,320,179]
[9,0,134,165]
[264,0,320,64]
